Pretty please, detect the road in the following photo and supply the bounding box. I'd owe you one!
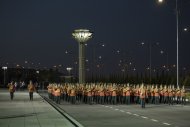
[41,92,190,127]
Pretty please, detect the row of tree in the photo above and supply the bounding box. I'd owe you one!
[0,67,190,86]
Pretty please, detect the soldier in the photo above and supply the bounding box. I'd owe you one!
[172,85,176,104]
[139,83,146,108]
[154,85,160,104]
[168,85,173,105]
[134,85,140,104]
[7,81,15,100]
[163,85,169,104]
[54,85,61,104]
[27,81,36,101]
[111,84,117,105]
[86,85,92,104]
[70,85,76,104]
[47,84,53,99]
[150,85,155,104]
[181,85,186,105]
[125,83,131,105]
[176,86,181,104]
[99,84,105,104]
[122,84,126,104]
[159,85,164,103]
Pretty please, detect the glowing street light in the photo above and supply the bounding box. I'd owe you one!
[72,29,92,83]
[2,66,7,86]
[158,0,164,3]
[157,0,179,87]
[66,67,73,76]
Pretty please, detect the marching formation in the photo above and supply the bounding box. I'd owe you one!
[47,83,187,108]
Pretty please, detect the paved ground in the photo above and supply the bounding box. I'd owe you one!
[0,90,75,127]
[41,92,190,127]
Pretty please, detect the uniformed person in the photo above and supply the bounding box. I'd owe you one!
[111,84,117,105]
[150,85,155,104]
[168,85,173,105]
[125,83,131,105]
[7,81,15,100]
[140,83,146,108]
[176,86,181,104]
[54,85,61,104]
[47,84,53,99]
[159,85,164,103]
[70,85,76,104]
[27,81,36,101]
[154,85,160,104]
[181,85,186,105]
[164,85,169,104]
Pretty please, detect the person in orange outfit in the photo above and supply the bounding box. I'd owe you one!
[54,85,61,104]
[154,85,160,104]
[140,83,146,108]
[27,81,36,101]
[181,85,186,105]
[111,84,117,105]
[125,84,131,105]
[70,85,76,104]
[7,81,15,100]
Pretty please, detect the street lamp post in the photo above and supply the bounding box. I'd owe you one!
[66,67,72,76]
[141,42,160,84]
[2,66,7,87]
[72,29,92,84]
[157,0,179,87]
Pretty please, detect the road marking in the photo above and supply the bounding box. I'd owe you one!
[126,112,132,114]
[133,114,139,116]
[151,119,158,122]
[105,106,109,107]
[115,109,119,111]
[120,110,125,112]
[109,107,113,108]
[163,122,171,126]
[141,116,148,119]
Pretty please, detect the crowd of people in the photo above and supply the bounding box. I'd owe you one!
[47,83,187,108]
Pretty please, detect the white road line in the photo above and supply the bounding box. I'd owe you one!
[141,116,148,119]
[151,119,158,122]
[115,109,119,111]
[105,106,109,107]
[120,110,125,112]
[109,107,113,108]
[133,114,139,117]
[126,112,132,114]
[163,122,171,126]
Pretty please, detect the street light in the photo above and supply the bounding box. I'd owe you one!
[72,29,92,83]
[2,66,7,87]
[140,42,159,84]
[157,0,179,87]
[66,67,73,76]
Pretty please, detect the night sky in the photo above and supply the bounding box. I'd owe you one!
[0,0,190,75]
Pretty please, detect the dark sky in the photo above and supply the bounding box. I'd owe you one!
[0,0,190,75]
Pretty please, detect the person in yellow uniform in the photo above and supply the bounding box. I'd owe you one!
[27,81,36,101]
[7,81,15,100]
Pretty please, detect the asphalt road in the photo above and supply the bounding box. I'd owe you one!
[41,93,190,127]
